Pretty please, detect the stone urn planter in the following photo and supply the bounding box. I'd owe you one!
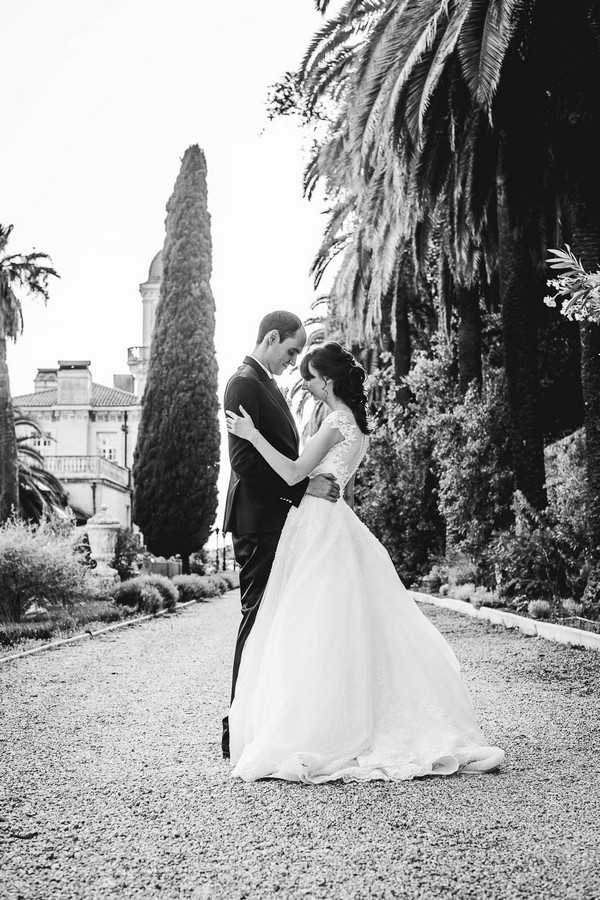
[86,506,120,587]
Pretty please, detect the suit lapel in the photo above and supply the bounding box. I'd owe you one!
[243,356,299,446]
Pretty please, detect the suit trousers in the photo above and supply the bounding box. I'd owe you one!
[221,530,281,758]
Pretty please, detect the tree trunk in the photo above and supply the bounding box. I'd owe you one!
[394,278,411,382]
[438,253,454,338]
[496,142,547,510]
[571,213,600,554]
[0,335,19,521]
[456,285,482,394]
[391,257,412,409]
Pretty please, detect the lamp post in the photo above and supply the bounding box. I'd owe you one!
[214,526,220,572]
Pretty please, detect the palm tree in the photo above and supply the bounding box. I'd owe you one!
[0,224,58,521]
[300,0,600,516]
[15,413,69,521]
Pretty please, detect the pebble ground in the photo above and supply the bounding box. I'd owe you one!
[1,591,599,900]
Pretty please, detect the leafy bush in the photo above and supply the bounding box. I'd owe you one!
[172,574,215,603]
[189,550,208,575]
[434,375,514,557]
[581,564,600,618]
[483,492,587,615]
[0,519,93,622]
[73,531,96,569]
[221,570,240,590]
[453,583,476,603]
[560,598,584,617]
[356,349,450,583]
[143,574,178,611]
[111,528,141,581]
[472,587,503,608]
[528,599,551,620]
[445,554,479,588]
[205,574,229,595]
[113,577,165,614]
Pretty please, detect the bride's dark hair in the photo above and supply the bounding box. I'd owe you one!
[300,341,371,435]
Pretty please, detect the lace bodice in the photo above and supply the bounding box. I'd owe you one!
[309,409,369,491]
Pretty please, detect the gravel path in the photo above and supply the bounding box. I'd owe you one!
[1,591,599,900]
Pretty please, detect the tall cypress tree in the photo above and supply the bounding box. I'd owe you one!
[133,146,219,570]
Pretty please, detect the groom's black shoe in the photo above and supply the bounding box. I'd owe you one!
[222,716,230,760]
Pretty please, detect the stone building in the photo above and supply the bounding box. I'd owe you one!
[12,251,163,526]
[127,249,162,399]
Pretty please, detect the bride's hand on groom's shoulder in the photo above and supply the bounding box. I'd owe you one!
[226,405,258,444]
[306,473,340,503]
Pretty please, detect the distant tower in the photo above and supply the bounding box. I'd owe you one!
[128,250,162,398]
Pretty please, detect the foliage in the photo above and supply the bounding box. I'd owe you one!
[112,577,164,615]
[483,492,588,615]
[581,564,600,619]
[434,374,514,557]
[355,347,451,583]
[1,224,59,522]
[528,599,552,620]
[73,531,96,569]
[15,411,69,521]
[142,574,178,611]
[0,518,93,622]
[221,570,240,590]
[172,573,218,603]
[544,430,587,538]
[133,146,220,569]
[111,528,140,581]
[545,246,600,324]
[189,550,208,576]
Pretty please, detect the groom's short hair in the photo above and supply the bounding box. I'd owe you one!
[257,311,303,344]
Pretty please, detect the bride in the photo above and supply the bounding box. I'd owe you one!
[225,341,504,783]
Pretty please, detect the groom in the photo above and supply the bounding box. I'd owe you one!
[221,310,340,758]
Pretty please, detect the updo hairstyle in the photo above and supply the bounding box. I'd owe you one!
[300,341,370,435]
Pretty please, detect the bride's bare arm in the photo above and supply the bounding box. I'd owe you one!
[226,405,342,486]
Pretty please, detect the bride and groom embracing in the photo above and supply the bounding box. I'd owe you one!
[221,310,504,783]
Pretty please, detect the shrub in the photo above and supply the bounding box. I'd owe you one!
[206,574,229,595]
[172,574,215,603]
[221,570,240,590]
[581,564,600,619]
[112,577,164,614]
[111,528,141,581]
[356,349,450,583]
[445,554,479,588]
[73,531,96,569]
[483,492,588,615]
[189,550,208,576]
[560,597,585,617]
[473,587,503,608]
[143,574,178,611]
[544,430,587,538]
[0,519,93,623]
[528,599,552,620]
[434,375,514,558]
[453,583,476,603]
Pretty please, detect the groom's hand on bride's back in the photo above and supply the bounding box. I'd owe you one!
[306,473,340,502]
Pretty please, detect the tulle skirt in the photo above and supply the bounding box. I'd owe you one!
[229,496,504,783]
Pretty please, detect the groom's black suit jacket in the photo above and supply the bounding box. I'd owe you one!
[223,356,309,535]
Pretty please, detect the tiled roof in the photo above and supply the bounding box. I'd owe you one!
[13,383,139,409]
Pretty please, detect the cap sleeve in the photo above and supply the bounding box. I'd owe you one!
[325,409,357,440]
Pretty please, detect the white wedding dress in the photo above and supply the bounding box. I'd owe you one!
[229,409,504,782]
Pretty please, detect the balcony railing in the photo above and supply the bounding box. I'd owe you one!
[127,345,149,366]
[44,455,130,487]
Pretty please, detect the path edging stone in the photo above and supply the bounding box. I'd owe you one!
[412,591,600,651]
[0,597,205,666]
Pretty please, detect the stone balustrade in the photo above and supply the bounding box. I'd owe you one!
[44,455,130,487]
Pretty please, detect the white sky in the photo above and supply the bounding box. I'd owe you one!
[2,0,329,532]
